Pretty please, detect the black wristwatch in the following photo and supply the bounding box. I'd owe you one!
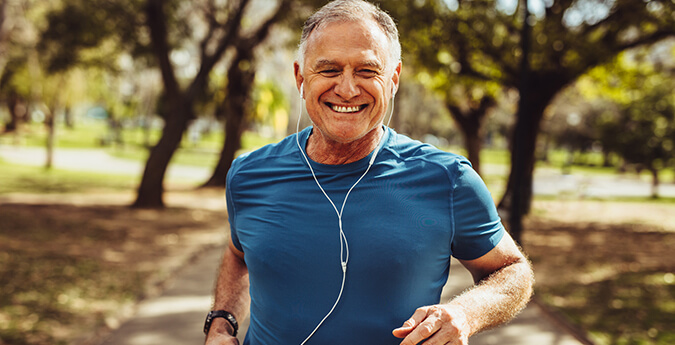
[204,310,238,337]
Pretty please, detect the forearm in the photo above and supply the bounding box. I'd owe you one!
[208,242,250,340]
[449,258,534,335]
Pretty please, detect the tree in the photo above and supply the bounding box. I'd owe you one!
[201,1,291,187]
[504,0,674,239]
[0,0,89,167]
[386,0,675,241]
[544,91,615,167]
[605,92,675,198]
[0,0,40,134]
[386,0,507,176]
[582,50,675,198]
[35,0,295,206]
[129,0,247,207]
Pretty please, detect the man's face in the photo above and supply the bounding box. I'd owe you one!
[295,19,401,144]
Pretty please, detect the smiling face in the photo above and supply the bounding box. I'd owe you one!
[294,19,401,146]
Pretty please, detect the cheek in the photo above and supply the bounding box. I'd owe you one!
[306,78,334,96]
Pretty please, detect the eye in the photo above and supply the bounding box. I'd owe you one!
[357,69,379,78]
[319,69,340,77]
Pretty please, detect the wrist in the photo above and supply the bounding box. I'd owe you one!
[204,310,238,337]
[211,318,236,336]
[445,301,476,336]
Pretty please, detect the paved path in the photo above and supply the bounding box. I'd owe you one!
[95,245,588,345]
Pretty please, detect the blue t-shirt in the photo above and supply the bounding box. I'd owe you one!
[226,127,505,344]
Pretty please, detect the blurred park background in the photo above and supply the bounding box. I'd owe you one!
[0,0,674,344]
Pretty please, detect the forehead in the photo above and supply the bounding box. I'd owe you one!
[304,19,391,69]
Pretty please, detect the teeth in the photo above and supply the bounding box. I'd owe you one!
[332,105,361,113]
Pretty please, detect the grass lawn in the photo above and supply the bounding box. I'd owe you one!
[0,159,138,195]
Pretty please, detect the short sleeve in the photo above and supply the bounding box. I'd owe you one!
[226,160,243,252]
[450,161,505,260]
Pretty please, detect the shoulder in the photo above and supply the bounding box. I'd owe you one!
[384,128,472,178]
[227,130,304,181]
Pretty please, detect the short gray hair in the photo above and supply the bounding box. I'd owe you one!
[296,0,401,73]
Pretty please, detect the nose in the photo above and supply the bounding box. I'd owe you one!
[333,74,361,100]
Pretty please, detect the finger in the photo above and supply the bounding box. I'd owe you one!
[399,317,443,345]
[392,307,430,338]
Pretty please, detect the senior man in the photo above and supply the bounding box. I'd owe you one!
[204,1,533,344]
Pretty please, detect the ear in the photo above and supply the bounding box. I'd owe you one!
[391,61,402,97]
[294,61,304,98]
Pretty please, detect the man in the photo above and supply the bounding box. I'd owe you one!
[204,1,533,344]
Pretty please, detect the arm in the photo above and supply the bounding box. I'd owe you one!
[205,239,250,345]
[393,233,533,345]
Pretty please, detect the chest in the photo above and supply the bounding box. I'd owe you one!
[231,168,454,280]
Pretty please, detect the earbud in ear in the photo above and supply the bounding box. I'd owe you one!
[391,84,397,96]
[300,83,304,98]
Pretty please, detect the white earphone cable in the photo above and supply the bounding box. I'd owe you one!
[295,85,394,344]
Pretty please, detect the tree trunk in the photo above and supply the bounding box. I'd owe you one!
[44,108,55,170]
[4,93,21,133]
[498,87,557,241]
[202,47,255,188]
[64,106,74,128]
[132,101,193,208]
[202,106,246,187]
[463,132,482,175]
[501,0,531,244]
[650,167,659,199]
[446,96,493,176]
[201,0,289,186]
[133,0,202,208]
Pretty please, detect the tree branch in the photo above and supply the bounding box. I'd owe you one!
[243,0,291,49]
[616,28,675,52]
[188,0,251,99]
[198,0,219,63]
[145,0,180,99]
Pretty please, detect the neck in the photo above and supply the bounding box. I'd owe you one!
[306,126,384,165]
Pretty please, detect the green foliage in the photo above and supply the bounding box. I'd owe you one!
[2,121,125,149]
[37,0,145,73]
[390,0,675,90]
[582,51,675,173]
[251,81,290,136]
[385,0,508,122]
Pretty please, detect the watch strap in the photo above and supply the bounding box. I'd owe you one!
[204,310,238,337]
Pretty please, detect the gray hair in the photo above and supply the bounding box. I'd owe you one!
[296,0,401,73]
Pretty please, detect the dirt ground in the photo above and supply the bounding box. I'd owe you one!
[0,190,229,345]
[531,199,675,232]
[526,200,675,285]
[1,193,673,344]
[524,200,675,344]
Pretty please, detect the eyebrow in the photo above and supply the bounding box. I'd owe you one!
[313,59,339,70]
[312,59,384,71]
[360,60,384,70]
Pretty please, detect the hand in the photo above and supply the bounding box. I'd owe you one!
[392,305,470,345]
[205,332,239,345]
[205,319,239,345]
